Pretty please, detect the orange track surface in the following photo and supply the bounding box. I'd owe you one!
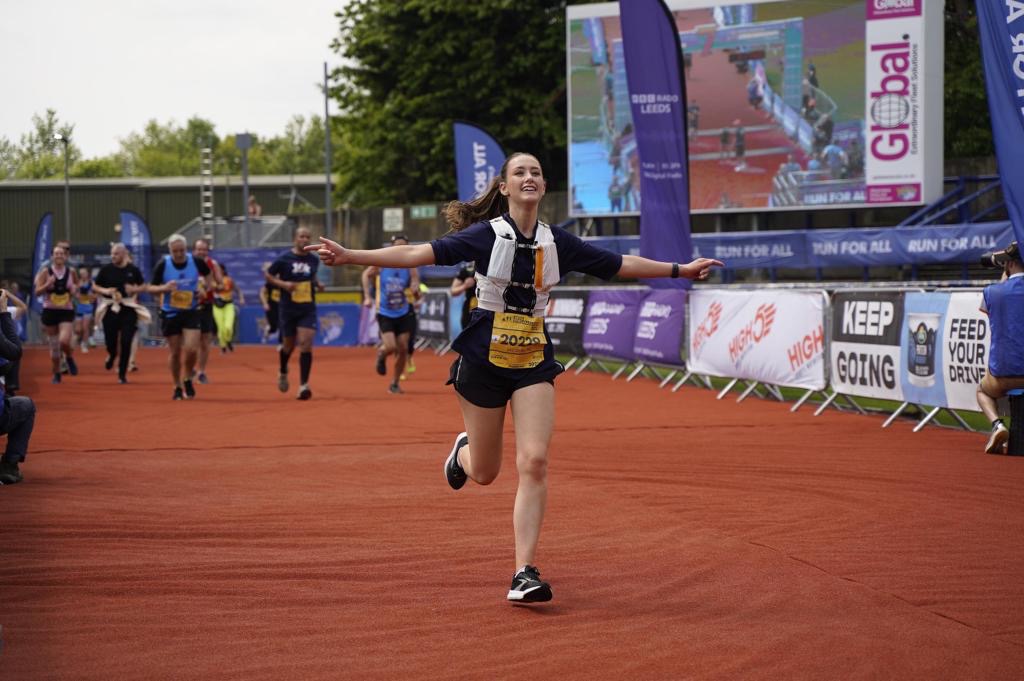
[3,346,1024,679]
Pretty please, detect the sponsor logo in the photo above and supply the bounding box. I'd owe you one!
[842,300,896,337]
[868,37,913,162]
[636,320,659,340]
[291,262,312,276]
[787,325,825,372]
[728,303,776,364]
[473,142,498,196]
[546,297,585,318]
[691,300,723,356]
[631,92,679,115]
[590,301,626,316]
[867,0,920,19]
[947,316,987,385]
[639,301,672,319]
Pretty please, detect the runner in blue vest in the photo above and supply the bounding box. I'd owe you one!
[361,234,421,394]
[977,241,1024,453]
[308,152,723,604]
[146,235,214,400]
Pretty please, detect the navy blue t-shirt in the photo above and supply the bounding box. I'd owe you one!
[268,251,320,308]
[431,214,622,373]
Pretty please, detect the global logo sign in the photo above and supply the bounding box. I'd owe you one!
[867,35,914,162]
[866,0,920,20]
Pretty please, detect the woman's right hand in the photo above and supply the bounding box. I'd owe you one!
[306,237,348,266]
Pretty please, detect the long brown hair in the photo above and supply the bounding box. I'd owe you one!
[443,152,537,232]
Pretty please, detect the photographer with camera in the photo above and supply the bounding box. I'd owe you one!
[977,241,1024,454]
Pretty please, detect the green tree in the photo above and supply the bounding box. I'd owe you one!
[119,116,220,176]
[329,0,581,205]
[944,0,993,159]
[71,156,129,178]
[0,137,17,180]
[13,109,80,179]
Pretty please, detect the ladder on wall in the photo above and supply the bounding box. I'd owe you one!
[199,147,215,243]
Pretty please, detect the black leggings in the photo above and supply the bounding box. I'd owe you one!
[102,308,138,378]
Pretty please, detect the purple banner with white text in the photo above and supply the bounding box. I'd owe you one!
[619,0,692,289]
[582,289,645,360]
[632,289,686,365]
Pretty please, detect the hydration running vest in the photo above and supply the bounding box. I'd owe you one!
[474,217,561,317]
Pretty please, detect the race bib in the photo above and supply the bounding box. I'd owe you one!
[291,281,312,303]
[49,292,71,307]
[270,288,281,302]
[78,293,91,305]
[169,290,194,309]
[488,312,547,369]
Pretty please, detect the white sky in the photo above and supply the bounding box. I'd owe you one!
[0,0,346,158]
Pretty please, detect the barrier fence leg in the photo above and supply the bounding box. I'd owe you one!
[594,359,612,373]
[671,371,692,392]
[790,389,815,413]
[841,395,867,415]
[659,369,678,389]
[626,363,646,382]
[913,406,942,433]
[764,384,784,402]
[611,362,631,380]
[813,390,840,416]
[716,378,739,401]
[945,408,972,431]
[562,356,579,371]
[574,357,593,375]
[701,375,714,389]
[737,381,760,403]
[882,402,910,429]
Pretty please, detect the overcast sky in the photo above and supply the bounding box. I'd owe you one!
[0,0,345,158]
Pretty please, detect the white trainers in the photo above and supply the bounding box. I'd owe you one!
[985,422,1009,454]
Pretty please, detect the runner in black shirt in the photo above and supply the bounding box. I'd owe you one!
[266,226,323,400]
[93,243,147,383]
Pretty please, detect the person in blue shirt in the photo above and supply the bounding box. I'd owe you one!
[977,242,1024,453]
[361,234,422,394]
[308,152,723,604]
[266,226,324,401]
[146,235,214,401]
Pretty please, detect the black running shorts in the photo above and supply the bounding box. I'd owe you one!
[160,309,201,337]
[41,309,75,327]
[446,356,563,409]
[377,311,416,336]
[198,304,216,333]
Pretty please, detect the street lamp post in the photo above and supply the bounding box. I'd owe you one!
[53,133,70,242]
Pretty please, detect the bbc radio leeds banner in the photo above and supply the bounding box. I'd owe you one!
[619,0,693,289]
[119,210,152,281]
[688,290,826,390]
[829,291,905,401]
[417,290,450,343]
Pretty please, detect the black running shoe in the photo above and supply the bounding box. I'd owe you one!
[0,460,23,485]
[52,373,61,384]
[388,382,403,395]
[105,355,115,371]
[66,356,78,376]
[375,352,387,376]
[297,384,312,401]
[444,432,469,490]
[183,379,196,399]
[507,565,552,603]
[278,373,289,393]
[173,387,184,401]
[118,376,128,385]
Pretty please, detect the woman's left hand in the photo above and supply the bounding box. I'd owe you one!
[683,258,725,281]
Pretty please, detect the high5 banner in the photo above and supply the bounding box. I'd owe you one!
[688,289,826,390]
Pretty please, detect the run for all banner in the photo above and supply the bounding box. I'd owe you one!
[619,0,692,289]
[452,122,505,202]
[30,212,54,313]
[688,290,826,390]
[977,0,1024,247]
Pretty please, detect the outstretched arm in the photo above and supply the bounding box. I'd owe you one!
[307,237,435,269]
[617,255,724,281]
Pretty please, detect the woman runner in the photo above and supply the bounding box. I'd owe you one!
[34,244,79,383]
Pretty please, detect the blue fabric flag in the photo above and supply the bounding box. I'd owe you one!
[29,212,53,313]
[619,0,693,289]
[453,121,505,202]
[977,0,1024,248]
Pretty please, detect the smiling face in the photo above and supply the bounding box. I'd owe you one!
[169,240,187,264]
[193,239,210,261]
[52,245,68,267]
[499,154,546,208]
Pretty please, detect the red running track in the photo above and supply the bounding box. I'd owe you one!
[2,346,1023,679]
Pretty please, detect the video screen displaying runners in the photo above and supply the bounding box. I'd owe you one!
[566,0,938,216]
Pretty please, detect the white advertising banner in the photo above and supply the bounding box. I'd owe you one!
[942,292,988,412]
[688,290,827,390]
[829,291,905,401]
